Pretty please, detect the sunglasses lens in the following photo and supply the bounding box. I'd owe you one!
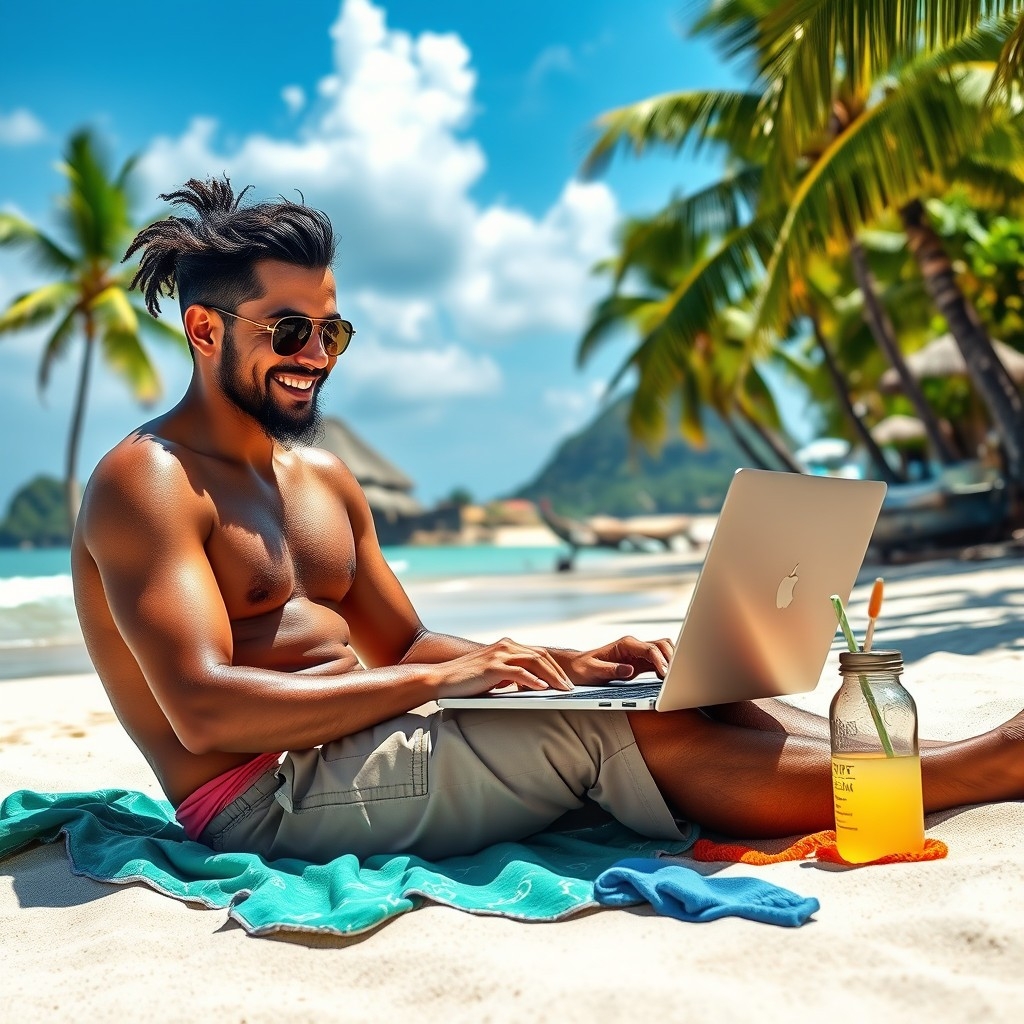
[271,317,311,356]
[271,316,353,357]
[320,320,353,357]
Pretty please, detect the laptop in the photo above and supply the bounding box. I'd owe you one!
[438,469,886,712]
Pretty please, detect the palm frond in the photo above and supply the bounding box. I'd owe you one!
[989,11,1024,98]
[0,282,78,334]
[577,294,661,367]
[57,130,133,261]
[751,70,985,344]
[100,328,161,405]
[650,212,784,359]
[583,90,767,177]
[612,166,763,287]
[131,302,190,353]
[757,0,1020,168]
[37,306,79,394]
[0,214,76,272]
[90,284,139,335]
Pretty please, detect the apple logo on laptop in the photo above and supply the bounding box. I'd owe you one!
[776,564,799,609]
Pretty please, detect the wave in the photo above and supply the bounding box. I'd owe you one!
[0,574,75,610]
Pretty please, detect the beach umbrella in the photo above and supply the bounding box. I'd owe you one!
[879,334,1024,392]
[870,414,927,446]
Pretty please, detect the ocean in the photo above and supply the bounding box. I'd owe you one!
[0,545,659,680]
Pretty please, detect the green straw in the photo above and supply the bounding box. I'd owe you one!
[830,594,895,758]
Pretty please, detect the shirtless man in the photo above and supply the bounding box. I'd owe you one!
[71,179,1024,864]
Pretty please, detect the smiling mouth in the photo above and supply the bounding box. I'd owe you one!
[272,372,319,398]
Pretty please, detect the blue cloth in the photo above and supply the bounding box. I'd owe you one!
[0,789,817,936]
[594,857,820,927]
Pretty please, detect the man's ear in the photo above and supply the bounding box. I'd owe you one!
[183,305,221,360]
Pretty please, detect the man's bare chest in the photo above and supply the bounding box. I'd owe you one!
[201,470,357,619]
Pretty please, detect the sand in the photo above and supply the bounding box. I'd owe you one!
[2,550,1023,1023]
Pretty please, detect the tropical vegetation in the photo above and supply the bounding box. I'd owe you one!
[0,129,188,531]
[579,0,1024,516]
[0,475,70,548]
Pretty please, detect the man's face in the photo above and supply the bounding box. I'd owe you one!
[216,261,339,447]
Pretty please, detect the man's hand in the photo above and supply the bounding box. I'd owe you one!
[561,636,674,686]
[428,638,576,698]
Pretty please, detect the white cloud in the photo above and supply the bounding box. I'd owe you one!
[340,339,501,412]
[0,108,46,146]
[131,0,619,413]
[448,179,618,338]
[281,85,307,116]
[526,45,575,87]
[350,291,434,343]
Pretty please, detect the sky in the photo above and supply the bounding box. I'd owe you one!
[0,0,764,513]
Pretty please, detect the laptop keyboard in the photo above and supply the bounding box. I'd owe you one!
[559,681,663,701]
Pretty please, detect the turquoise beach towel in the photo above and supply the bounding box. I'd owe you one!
[0,789,693,937]
[0,790,818,936]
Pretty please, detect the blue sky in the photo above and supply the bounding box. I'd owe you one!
[0,0,770,512]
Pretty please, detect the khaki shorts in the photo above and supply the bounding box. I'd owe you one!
[199,708,695,863]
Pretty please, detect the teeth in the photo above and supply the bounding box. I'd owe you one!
[275,374,314,391]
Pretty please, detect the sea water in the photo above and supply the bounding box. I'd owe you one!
[0,545,656,680]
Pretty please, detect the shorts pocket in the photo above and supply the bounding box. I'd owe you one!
[276,724,429,813]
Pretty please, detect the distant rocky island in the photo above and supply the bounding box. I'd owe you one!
[0,476,70,548]
[512,394,750,518]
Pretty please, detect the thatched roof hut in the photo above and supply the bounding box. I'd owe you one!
[879,334,1024,391]
[317,417,422,521]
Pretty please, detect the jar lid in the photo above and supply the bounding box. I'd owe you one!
[838,649,903,674]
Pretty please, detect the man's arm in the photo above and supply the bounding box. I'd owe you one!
[81,446,574,755]
[330,461,672,685]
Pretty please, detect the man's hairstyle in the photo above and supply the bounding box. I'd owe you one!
[124,177,336,319]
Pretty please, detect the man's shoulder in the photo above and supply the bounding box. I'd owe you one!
[284,444,362,491]
[80,428,209,534]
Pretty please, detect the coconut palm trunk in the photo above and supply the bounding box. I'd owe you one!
[848,239,961,466]
[808,313,904,484]
[65,314,96,531]
[718,407,776,470]
[899,198,1024,491]
[736,402,804,473]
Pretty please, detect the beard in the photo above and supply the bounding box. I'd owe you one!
[217,325,326,447]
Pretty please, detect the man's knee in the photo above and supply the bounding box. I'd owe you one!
[627,708,707,757]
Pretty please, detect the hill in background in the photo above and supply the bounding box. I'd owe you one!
[512,394,753,518]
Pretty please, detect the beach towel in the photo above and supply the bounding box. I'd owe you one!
[0,789,820,937]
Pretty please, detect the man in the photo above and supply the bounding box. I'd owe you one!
[72,179,1024,864]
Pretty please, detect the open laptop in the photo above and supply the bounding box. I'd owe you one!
[438,469,886,712]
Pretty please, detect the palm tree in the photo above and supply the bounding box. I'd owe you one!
[584,5,1024,492]
[0,129,187,531]
[578,198,804,472]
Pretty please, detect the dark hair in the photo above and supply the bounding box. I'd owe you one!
[124,176,336,319]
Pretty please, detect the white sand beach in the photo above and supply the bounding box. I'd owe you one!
[2,549,1023,1023]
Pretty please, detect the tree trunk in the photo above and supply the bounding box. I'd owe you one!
[719,408,775,470]
[848,238,960,465]
[65,316,96,534]
[808,312,904,484]
[900,198,1024,491]
[736,402,804,473]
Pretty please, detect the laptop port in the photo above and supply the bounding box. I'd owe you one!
[622,702,636,708]
[598,702,612,707]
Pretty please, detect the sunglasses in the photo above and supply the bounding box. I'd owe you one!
[211,307,355,357]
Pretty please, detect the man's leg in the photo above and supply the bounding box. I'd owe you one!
[628,706,1024,838]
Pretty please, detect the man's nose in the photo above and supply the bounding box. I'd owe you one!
[294,327,332,368]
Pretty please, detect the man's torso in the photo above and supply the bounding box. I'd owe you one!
[73,424,364,805]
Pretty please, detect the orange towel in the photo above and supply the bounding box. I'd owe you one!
[691,831,947,866]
